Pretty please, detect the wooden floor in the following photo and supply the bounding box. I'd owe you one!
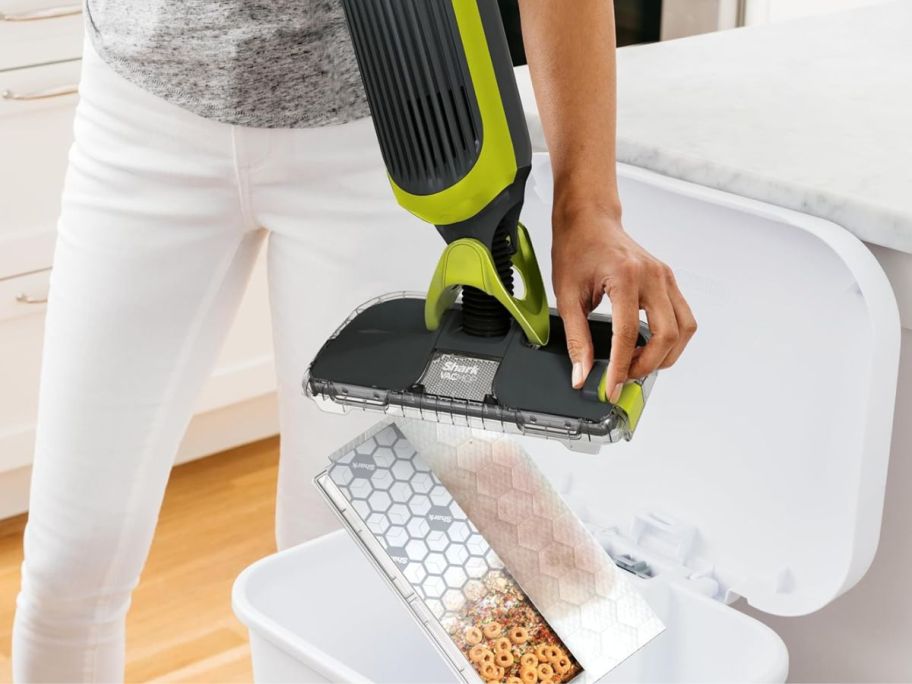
[0,437,280,683]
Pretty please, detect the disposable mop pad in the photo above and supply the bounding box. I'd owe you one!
[398,420,665,677]
[321,422,585,683]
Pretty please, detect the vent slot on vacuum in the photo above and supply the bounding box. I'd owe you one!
[342,0,483,195]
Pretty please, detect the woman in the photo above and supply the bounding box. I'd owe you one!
[13,1,696,681]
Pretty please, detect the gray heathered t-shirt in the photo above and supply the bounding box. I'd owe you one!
[84,0,369,128]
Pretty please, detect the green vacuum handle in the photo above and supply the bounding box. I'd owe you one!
[341,0,531,229]
[341,0,549,345]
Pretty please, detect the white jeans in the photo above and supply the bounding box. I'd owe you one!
[12,45,446,682]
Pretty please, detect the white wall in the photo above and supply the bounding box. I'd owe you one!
[740,326,912,682]
[745,0,896,25]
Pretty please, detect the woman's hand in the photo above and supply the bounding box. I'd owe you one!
[517,0,697,398]
[552,202,697,402]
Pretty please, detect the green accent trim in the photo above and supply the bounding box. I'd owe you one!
[616,382,645,434]
[390,0,518,225]
[425,223,550,346]
[597,369,609,403]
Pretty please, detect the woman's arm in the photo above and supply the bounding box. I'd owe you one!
[517,0,697,401]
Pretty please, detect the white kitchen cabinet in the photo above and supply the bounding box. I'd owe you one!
[0,27,279,519]
[0,0,84,71]
[0,305,46,473]
[0,248,278,519]
[0,58,80,256]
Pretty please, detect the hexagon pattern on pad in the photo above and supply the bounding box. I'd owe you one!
[327,422,584,683]
[329,424,497,619]
[398,420,665,675]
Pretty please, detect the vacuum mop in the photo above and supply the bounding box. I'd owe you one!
[306,0,655,448]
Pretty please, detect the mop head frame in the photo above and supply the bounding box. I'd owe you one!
[305,293,655,451]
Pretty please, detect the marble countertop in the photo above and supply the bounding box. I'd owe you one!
[517,1,912,255]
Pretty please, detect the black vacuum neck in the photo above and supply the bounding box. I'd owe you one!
[436,168,530,339]
[461,223,515,337]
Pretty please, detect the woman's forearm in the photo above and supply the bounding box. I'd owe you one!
[515,1,697,396]
[518,0,622,223]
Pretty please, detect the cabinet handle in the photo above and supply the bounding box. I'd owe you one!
[0,5,81,21]
[1,84,78,101]
[16,293,48,305]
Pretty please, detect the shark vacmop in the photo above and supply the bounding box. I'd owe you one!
[306,0,655,448]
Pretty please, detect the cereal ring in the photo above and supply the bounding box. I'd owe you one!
[537,663,554,679]
[507,678,524,684]
[520,652,539,668]
[520,667,538,684]
[509,626,529,644]
[554,656,571,674]
[480,649,495,665]
[486,681,499,684]
[496,666,505,679]
[495,651,515,667]
[493,637,512,653]
[544,646,561,662]
[534,645,550,661]
[483,622,503,639]
[480,663,499,679]
[465,626,483,645]
[469,645,488,662]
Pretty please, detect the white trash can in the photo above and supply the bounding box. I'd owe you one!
[232,530,787,683]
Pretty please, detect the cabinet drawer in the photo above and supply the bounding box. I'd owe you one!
[0,0,83,71]
[0,59,79,243]
[0,313,44,473]
[0,266,51,322]
[0,232,55,279]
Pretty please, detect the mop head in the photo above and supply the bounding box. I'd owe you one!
[305,294,655,451]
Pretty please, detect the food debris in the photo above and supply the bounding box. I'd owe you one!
[442,568,582,683]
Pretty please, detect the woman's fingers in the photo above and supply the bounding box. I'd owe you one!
[552,222,697,399]
[559,298,595,389]
[609,263,696,391]
[628,289,678,379]
[603,283,640,402]
[660,282,698,369]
